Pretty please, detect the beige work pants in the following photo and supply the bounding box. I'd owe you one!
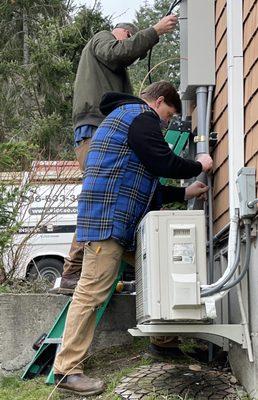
[54,239,124,375]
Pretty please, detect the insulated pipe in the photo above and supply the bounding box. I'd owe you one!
[222,222,251,290]
[201,221,252,297]
[201,226,240,296]
[201,215,239,291]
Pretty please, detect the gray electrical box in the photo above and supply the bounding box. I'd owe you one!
[180,0,216,100]
[237,168,256,219]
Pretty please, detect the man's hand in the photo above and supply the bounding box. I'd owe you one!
[153,15,178,36]
[185,181,209,200]
[196,153,213,173]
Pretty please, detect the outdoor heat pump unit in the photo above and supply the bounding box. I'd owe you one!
[135,210,208,324]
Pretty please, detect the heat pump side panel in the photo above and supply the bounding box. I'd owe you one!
[135,213,161,323]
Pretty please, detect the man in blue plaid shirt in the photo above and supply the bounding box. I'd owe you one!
[54,81,213,396]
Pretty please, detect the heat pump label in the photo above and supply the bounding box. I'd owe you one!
[172,243,195,264]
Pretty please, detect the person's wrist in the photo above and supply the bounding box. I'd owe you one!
[153,24,162,36]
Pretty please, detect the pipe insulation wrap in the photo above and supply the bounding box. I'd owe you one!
[201,221,252,303]
[201,227,240,297]
[201,215,239,290]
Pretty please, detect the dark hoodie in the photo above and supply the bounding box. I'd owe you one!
[99,92,202,205]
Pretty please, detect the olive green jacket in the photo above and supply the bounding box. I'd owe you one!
[72,27,159,129]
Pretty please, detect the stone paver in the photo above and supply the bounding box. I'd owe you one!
[115,362,246,399]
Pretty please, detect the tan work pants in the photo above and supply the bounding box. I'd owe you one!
[54,239,124,375]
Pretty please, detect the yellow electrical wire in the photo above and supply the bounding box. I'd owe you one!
[138,56,188,97]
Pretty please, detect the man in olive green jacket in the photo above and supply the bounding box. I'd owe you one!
[53,15,178,294]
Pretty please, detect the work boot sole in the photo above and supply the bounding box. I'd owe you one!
[48,287,75,295]
[58,386,104,396]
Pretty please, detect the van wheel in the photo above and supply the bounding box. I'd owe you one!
[28,258,64,283]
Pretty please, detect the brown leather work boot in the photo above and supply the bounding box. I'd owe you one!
[54,373,105,396]
[49,273,80,295]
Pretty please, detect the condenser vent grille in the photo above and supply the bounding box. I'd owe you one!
[173,228,190,236]
[135,229,144,321]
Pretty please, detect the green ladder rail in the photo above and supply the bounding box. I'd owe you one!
[22,261,127,384]
[160,119,192,185]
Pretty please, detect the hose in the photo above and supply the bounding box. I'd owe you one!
[147,0,182,84]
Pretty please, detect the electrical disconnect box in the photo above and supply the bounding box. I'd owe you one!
[237,167,256,218]
[180,0,215,100]
[135,211,207,324]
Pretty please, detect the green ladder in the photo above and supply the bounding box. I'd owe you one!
[22,120,191,385]
[22,261,127,384]
[160,119,191,185]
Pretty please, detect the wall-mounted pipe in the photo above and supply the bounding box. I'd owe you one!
[196,86,208,155]
[206,86,214,283]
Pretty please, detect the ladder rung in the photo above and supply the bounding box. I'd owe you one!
[43,338,62,344]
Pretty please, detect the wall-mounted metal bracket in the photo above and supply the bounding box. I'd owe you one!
[209,132,218,148]
[129,323,249,358]
[193,135,206,143]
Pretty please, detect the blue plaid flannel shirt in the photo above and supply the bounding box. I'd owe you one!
[77,103,160,250]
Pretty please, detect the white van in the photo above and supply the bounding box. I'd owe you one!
[3,161,82,282]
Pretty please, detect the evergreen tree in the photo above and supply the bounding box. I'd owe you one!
[0,1,111,158]
[130,0,180,95]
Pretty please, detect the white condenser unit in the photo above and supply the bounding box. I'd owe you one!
[135,210,208,324]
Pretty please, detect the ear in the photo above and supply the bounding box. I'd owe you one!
[156,96,164,108]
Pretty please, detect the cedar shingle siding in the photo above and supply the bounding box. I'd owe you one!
[212,0,229,234]
[211,0,258,234]
[244,1,258,175]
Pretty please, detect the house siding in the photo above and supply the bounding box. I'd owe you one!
[212,0,229,234]
[244,1,258,176]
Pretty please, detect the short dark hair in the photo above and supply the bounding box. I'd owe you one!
[141,81,181,114]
